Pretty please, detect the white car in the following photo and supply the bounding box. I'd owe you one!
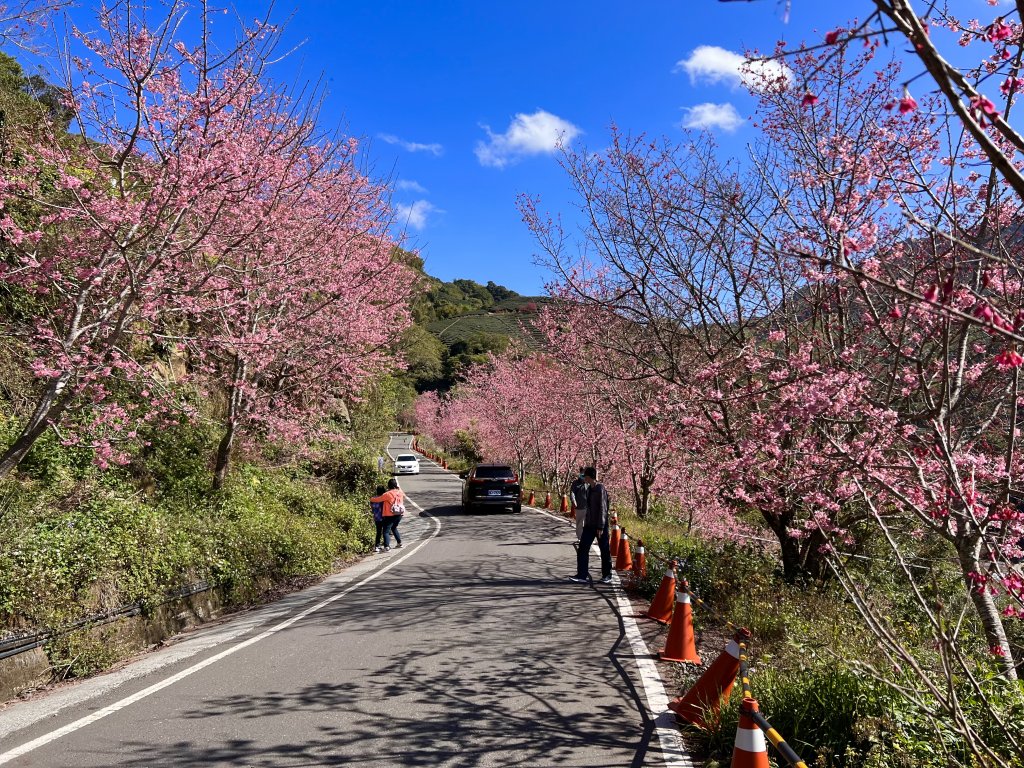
[393,454,420,475]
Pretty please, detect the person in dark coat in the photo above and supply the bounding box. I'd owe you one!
[569,467,612,584]
[570,468,588,548]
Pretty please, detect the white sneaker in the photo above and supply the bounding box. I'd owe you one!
[374,546,383,553]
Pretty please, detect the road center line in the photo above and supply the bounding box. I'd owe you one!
[0,511,442,765]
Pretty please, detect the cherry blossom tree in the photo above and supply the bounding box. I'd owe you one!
[0,0,67,49]
[522,15,1024,756]
[182,140,409,488]
[1,1,410,480]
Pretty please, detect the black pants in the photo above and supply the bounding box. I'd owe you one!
[383,516,402,547]
[576,521,611,580]
[374,520,385,547]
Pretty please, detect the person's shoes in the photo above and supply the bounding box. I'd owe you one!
[374,546,382,553]
[568,575,589,584]
[598,575,613,585]
[384,546,391,551]
[395,543,403,548]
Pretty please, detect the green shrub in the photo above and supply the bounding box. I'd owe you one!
[697,663,1024,768]
[0,428,376,679]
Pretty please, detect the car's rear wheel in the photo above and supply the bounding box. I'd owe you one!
[513,502,522,513]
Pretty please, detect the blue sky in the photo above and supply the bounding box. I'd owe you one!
[211,0,861,295]
[56,1,1003,294]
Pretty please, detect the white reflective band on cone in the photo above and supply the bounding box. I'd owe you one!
[637,546,645,553]
[734,726,767,753]
[664,568,674,578]
[725,640,741,658]
[679,592,691,604]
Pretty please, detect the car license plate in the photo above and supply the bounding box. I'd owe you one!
[487,489,501,496]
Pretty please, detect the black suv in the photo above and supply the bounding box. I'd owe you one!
[460,464,522,513]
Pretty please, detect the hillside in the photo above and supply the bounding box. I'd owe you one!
[395,249,551,392]
[424,296,550,351]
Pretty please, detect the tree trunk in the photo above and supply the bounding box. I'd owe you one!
[635,476,653,519]
[212,417,235,491]
[958,536,1018,680]
[763,509,804,583]
[213,360,245,491]
[0,372,73,477]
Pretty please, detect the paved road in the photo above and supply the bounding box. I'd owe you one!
[0,435,691,767]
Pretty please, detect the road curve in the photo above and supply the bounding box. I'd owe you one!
[0,434,692,767]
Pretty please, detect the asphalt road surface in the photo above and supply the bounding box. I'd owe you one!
[0,435,693,767]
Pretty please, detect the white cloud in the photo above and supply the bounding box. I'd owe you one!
[674,45,793,92]
[379,134,444,156]
[396,200,436,230]
[681,102,744,132]
[396,179,428,193]
[475,109,582,169]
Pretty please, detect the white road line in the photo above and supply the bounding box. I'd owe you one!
[0,512,442,765]
[612,585,696,767]
[389,436,693,766]
[525,502,695,767]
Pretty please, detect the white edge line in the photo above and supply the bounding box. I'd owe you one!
[523,503,694,767]
[394,436,694,765]
[0,490,441,766]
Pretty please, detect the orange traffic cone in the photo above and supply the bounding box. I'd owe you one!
[442,458,448,469]
[632,540,647,580]
[731,699,770,768]
[669,626,751,728]
[609,514,620,554]
[644,561,676,624]
[615,529,633,571]
[559,494,568,514]
[527,490,536,506]
[543,491,551,508]
[659,583,700,663]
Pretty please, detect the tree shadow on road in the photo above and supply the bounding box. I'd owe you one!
[96,501,676,767]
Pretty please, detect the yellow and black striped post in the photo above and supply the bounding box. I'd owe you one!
[745,703,809,768]
[738,642,753,700]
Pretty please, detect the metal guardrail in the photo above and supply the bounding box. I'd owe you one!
[0,581,213,662]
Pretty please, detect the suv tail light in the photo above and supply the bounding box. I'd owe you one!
[504,476,518,483]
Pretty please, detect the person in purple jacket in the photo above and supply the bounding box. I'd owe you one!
[370,485,387,553]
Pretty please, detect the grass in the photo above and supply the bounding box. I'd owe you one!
[425,298,548,350]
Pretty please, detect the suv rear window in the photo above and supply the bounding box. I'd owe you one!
[396,455,417,462]
[473,466,515,479]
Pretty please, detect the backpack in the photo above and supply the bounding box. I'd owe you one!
[390,493,407,516]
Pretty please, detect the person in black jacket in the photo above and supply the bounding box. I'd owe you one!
[569,467,612,584]
[570,468,588,549]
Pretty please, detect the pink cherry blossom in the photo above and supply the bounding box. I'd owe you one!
[898,93,917,114]
[994,349,1024,368]
[986,19,1013,43]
